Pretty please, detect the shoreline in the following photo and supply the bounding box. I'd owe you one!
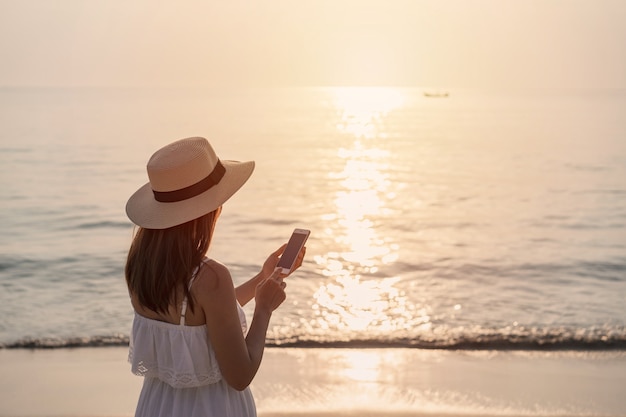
[1,347,625,417]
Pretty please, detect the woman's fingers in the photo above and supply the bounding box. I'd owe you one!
[256,268,287,311]
[289,246,307,273]
[273,243,287,258]
[261,244,289,279]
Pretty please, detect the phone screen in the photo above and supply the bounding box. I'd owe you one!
[277,230,309,271]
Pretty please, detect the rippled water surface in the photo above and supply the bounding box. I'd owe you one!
[1,87,625,348]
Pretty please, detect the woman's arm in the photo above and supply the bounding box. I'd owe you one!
[198,262,286,391]
[234,272,264,307]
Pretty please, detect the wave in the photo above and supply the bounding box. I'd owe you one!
[3,333,625,351]
[72,220,131,230]
[45,218,132,232]
[266,334,626,351]
[1,335,130,349]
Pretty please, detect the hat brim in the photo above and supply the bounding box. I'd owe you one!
[126,160,254,229]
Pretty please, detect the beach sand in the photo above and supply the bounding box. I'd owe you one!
[0,347,625,417]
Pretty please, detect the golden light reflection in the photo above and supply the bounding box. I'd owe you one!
[312,275,423,333]
[317,87,406,271]
[333,87,406,139]
[338,350,383,382]
[312,87,423,335]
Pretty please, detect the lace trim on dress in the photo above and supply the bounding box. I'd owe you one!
[129,314,224,388]
[130,358,223,388]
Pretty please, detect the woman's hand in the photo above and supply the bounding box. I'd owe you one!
[260,244,307,280]
[288,244,306,275]
[255,268,287,314]
[236,243,307,307]
[259,244,286,280]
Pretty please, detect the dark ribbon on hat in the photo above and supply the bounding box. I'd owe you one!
[153,160,226,203]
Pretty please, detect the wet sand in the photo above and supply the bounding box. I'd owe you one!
[0,347,625,416]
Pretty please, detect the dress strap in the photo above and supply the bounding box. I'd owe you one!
[180,266,200,326]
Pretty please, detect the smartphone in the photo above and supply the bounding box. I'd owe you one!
[276,228,310,274]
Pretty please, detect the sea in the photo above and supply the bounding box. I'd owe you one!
[0,86,625,353]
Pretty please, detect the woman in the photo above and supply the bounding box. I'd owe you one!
[125,136,305,416]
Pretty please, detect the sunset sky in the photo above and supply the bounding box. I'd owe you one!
[1,0,625,89]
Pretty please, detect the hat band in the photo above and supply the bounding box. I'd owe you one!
[153,160,226,203]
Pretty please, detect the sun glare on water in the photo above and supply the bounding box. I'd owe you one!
[311,87,425,338]
[325,87,406,270]
[333,87,406,140]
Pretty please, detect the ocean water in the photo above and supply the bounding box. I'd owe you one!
[0,86,625,350]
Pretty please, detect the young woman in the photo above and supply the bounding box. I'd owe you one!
[125,137,305,416]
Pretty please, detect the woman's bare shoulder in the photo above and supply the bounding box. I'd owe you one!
[194,258,233,294]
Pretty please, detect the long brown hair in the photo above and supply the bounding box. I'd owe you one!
[125,209,218,314]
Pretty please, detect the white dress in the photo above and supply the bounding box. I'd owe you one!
[128,267,256,417]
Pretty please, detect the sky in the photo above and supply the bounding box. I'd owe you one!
[1,0,625,89]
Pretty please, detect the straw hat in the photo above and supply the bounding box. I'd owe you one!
[126,137,254,229]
